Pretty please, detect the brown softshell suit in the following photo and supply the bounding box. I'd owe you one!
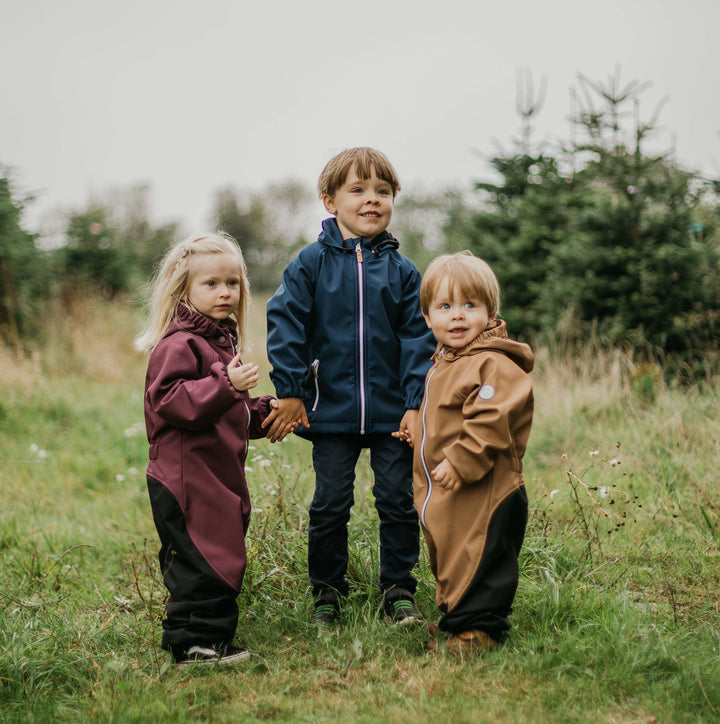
[414,320,534,633]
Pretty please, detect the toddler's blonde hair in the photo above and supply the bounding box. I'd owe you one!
[421,251,500,318]
[135,232,250,354]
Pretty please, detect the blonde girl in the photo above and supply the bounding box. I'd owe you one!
[136,232,280,668]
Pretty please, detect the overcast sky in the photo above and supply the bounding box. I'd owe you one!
[2,0,719,238]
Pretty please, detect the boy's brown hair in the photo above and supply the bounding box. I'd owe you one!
[318,147,401,199]
[421,252,501,318]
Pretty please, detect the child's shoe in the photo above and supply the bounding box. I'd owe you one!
[312,589,340,623]
[446,629,498,652]
[426,629,498,653]
[174,642,250,669]
[383,586,422,624]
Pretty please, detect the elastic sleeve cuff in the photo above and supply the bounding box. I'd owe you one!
[272,385,306,400]
[404,394,424,411]
[214,361,243,398]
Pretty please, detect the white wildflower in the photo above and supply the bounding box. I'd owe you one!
[245,466,254,472]
[29,443,39,453]
[37,449,48,459]
[608,458,619,467]
[259,459,271,468]
[589,450,599,457]
[549,489,560,499]
[123,422,144,438]
[599,487,608,498]
[127,467,138,475]
[116,474,126,482]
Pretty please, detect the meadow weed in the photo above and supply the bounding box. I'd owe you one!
[1,296,719,722]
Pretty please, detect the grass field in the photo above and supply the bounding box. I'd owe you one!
[1,296,719,723]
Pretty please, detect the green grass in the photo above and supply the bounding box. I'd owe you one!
[1,297,719,722]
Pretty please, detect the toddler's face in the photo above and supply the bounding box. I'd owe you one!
[423,277,494,349]
[187,254,243,321]
[323,164,394,241]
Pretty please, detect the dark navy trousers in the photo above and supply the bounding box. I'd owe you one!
[307,434,419,596]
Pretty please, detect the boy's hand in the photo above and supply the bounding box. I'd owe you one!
[262,397,309,443]
[227,354,259,392]
[392,409,419,447]
[431,458,463,492]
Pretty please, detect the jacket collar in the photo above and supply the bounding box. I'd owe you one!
[167,304,238,346]
[318,217,399,255]
[433,319,534,372]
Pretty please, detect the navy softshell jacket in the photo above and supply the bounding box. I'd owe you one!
[266,218,436,436]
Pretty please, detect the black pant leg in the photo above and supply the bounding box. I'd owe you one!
[146,476,239,653]
[368,434,419,593]
[439,486,528,640]
[307,436,361,596]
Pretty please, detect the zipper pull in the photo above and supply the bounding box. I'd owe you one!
[311,359,320,412]
[355,242,363,263]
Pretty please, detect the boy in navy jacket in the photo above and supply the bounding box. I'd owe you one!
[265,147,436,623]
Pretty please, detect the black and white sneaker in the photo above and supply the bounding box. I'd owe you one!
[174,642,250,669]
[383,587,422,625]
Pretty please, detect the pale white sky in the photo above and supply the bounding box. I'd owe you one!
[2,0,719,238]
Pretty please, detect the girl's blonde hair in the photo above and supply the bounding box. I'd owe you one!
[134,232,250,354]
[421,251,500,317]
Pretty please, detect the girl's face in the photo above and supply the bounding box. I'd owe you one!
[423,276,494,349]
[187,254,243,321]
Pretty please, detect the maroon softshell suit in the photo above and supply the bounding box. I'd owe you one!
[143,305,273,591]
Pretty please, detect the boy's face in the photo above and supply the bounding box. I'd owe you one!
[323,164,394,241]
[423,277,495,349]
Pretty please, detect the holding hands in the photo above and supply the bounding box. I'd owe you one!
[392,409,418,448]
[227,356,307,443]
[262,397,309,443]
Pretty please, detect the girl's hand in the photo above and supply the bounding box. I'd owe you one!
[227,354,259,392]
[431,458,463,492]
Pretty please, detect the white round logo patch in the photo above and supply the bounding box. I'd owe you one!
[478,384,495,400]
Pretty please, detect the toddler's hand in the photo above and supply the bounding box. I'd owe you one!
[227,354,259,392]
[431,458,462,492]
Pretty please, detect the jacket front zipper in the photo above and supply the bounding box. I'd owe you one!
[418,365,438,528]
[355,242,366,434]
